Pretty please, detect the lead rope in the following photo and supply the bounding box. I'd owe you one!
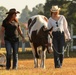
[52,41,70,55]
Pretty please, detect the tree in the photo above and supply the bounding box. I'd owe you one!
[19,4,44,23]
[31,4,44,16]
[44,0,76,25]
[0,6,8,23]
[19,5,31,23]
[67,2,76,25]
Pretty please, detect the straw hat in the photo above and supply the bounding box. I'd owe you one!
[50,5,61,12]
[6,8,20,14]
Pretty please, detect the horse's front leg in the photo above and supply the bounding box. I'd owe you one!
[30,43,38,68]
[40,47,46,69]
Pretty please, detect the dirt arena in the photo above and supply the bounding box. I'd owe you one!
[0,58,76,75]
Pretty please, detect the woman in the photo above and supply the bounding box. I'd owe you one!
[48,5,71,68]
[1,8,26,70]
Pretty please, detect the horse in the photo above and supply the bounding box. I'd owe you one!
[28,15,53,68]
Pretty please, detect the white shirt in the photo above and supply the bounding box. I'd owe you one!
[48,15,71,39]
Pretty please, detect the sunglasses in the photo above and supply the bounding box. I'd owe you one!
[56,22,58,27]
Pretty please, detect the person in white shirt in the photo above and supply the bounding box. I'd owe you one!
[48,5,71,68]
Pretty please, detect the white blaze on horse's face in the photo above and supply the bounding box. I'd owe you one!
[28,15,48,39]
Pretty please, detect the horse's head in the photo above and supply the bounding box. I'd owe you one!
[38,26,53,48]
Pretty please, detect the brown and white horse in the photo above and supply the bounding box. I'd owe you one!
[28,15,53,68]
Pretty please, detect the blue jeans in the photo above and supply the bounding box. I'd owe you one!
[52,31,65,68]
[5,40,19,69]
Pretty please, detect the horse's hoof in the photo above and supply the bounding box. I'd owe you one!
[40,65,46,69]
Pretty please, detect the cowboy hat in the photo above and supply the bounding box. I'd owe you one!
[50,5,61,12]
[6,8,20,14]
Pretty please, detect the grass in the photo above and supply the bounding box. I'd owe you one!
[0,58,76,75]
[0,48,76,75]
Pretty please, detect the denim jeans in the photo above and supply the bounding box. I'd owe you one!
[52,31,65,68]
[5,40,19,69]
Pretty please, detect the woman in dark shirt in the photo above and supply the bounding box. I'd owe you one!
[1,8,26,70]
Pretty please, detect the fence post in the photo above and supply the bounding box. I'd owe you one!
[66,44,70,57]
[22,28,26,52]
[71,24,73,51]
[0,39,1,49]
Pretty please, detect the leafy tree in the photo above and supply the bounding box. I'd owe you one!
[0,6,8,23]
[31,4,44,16]
[44,0,76,25]
[67,2,76,25]
[19,5,31,23]
[19,4,44,23]
[44,0,69,18]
